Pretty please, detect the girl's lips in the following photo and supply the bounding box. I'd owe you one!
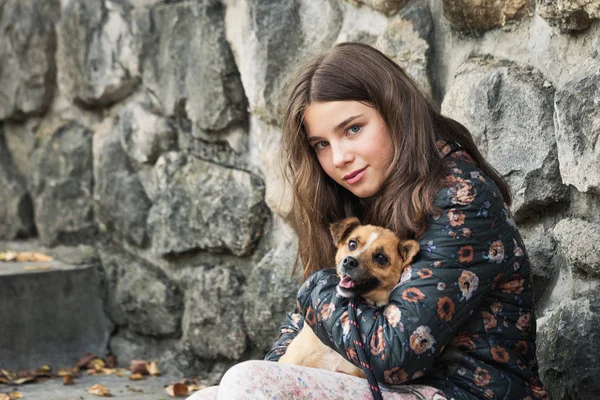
[345,167,366,185]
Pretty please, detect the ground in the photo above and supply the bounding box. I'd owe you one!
[0,374,197,400]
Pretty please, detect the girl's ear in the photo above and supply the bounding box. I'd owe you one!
[398,240,420,264]
[329,217,361,246]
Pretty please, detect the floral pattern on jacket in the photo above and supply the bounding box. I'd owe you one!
[265,146,548,400]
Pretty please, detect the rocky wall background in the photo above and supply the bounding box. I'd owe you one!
[0,0,599,398]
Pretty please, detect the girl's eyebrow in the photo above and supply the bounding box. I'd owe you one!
[334,114,362,132]
[307,114,363,143]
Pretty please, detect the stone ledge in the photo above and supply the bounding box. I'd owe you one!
[0,242,110,370]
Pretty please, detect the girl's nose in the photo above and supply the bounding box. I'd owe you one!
[331,142,353,168]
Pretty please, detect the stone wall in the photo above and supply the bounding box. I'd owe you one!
[0,0,599,397]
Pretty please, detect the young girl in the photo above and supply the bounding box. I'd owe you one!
[188,43,548,400]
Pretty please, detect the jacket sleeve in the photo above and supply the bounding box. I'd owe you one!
[297,159,511,384]
[264,309,304,361]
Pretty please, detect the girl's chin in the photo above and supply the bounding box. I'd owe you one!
[348,186,379,199]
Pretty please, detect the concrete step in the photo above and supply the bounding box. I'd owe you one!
[0,240,110,370]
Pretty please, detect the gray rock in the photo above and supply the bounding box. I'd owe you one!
[520,224,558,302]
[0,0,59,120]
[538,0,600,32]
[178,124,250,172]
[99,245,182,337]
[247,116,291,217]
[181,265,248,360]
[442,56,565,219]
[553,62,600,193]
[569,188,600,220]
[118,92,177,166]
[552,218,600,278]
[537,292,600,399]
[0,131,35,239]
[346,0,407,16]
[399,0,434,40]
[375,17,432,97]
[148,152,268,257]
[243,226,301,352]
[442,0,533,33]
[1,120,38,184]
[94,116,152,247]
[57,0,139,107]
[335,1,388,45]
[30,121,96,246]
[224,0,343,124]
[134,1,246,136]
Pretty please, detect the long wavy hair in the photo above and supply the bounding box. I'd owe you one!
[281,43,511,279]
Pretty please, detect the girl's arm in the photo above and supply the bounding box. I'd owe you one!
[264,308,304,361]
[297,160,518,383]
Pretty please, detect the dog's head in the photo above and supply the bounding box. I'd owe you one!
[330,217,419,306]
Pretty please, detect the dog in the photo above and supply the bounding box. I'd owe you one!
[279,217,420,378]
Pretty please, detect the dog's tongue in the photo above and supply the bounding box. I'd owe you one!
[339,275,356,289]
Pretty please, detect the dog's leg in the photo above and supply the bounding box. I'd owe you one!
[332,357,366,378]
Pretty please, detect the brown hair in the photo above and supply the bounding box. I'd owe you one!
[280,42,511,279]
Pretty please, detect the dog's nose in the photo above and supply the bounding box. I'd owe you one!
[342,256,358,271]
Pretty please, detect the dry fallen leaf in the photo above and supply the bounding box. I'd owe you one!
[13,377,34,385]
[1,370,15,381]
[23,251,53,262]
[0,370,33,385]
[0,251,53,262]
[63,374,74,385]
[105,354,117,369]
[148,361,160,377]
[58,367,79,377]
[127,387,143,393]
[10,391,23,399]
[0,394,10,400]
[91,359,105,371]
[165,383,189,397]
[0,251,17,261]
[76,353,98,369]
[129,372,145,381]
[88,384,110,397]
[130,360,149,375]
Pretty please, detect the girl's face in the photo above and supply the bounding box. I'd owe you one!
[304,101,395,198]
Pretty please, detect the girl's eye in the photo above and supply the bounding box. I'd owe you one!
[348,240,357,250]
[348,125,361,134]
[314,141,329,150]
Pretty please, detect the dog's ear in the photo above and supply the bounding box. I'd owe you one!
[330,217,361,246]
[398,240,420,264]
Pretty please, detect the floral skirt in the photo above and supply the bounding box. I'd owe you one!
[187,360,447,400]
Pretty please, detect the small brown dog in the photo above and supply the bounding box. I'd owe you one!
[279,217,420,377]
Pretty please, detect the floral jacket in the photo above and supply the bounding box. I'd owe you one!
[265,145,548,400]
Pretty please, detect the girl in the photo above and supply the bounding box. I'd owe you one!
[188,43,547,400]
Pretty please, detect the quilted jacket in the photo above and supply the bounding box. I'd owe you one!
[265,145,548,400]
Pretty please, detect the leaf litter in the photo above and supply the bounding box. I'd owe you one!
[0,353,207,398]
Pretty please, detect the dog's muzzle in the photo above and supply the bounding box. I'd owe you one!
[342,256,359,272]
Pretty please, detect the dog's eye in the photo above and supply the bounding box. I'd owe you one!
[374,253,388,265]
[348,240,357,250]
